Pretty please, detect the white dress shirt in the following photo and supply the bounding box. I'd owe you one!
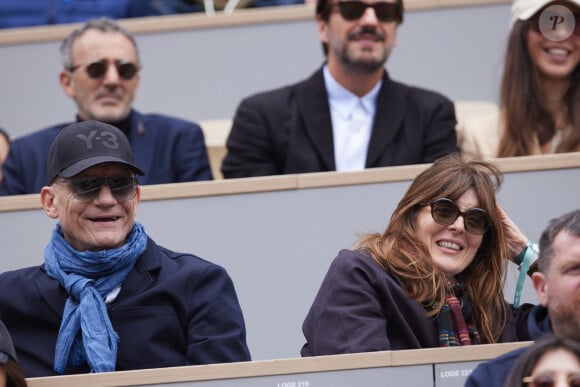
[323,66,381,172]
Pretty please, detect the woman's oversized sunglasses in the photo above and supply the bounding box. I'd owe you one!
[328,1,403,23]
[420,198,489,235]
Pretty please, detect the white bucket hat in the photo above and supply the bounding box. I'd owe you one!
[511,0,580,27]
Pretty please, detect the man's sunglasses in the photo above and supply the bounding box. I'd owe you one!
[522,372,580,387]
[329,1,403,23]
[420,198,489,235]
[60,176,138,202]
[68,60,140,80]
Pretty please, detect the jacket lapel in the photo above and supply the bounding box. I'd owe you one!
[113,237,160,304]
[365,72,406,168]
[128,110,155,184]
[36,265,67,318]
[295,69,336,171]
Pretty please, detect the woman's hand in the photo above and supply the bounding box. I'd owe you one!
[497,205,528,261]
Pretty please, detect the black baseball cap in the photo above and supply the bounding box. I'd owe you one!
[0,320,17,364]
[47,120,144,184]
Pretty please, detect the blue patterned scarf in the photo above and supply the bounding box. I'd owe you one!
[44,222,147,374]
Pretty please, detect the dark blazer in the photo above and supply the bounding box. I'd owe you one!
[221,68,458,178]
[301,249,533,356]
[0,110,212,195]
[0,237,251,377]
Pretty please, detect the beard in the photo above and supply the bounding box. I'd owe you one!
[550,291,580,341]
[83,103,132,124]
[337,48,389,74]
[333,27,391,74]
[81,87,133,123]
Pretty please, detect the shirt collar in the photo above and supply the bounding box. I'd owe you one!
[323,65,381,119]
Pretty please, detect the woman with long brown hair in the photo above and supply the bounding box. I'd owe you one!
[460,0,580,158]
[301,154,533,356]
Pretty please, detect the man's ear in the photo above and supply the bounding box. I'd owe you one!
[40,186,59,219]
[59,70,75,98]
[531,272,549,307]
[317,16,329,46]
[392,27,399,48]
[133,186,140,214]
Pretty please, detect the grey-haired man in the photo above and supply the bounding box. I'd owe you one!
[1,17,212,196]
[0,121,250,377]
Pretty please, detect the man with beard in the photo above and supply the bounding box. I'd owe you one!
[465,209,580,387]
[221,0,458,178]
[0,17,212,195]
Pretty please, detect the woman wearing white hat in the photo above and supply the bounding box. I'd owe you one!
[461,0,579,158]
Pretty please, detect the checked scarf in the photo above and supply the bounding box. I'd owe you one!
[437,283,481,347]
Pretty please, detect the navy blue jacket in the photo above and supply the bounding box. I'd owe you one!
[0,110,212,195]
[301,249,533,356]
[464,306,551,387]
[0,0,154,29]
[0,237,251,377]
[222,68,458,178]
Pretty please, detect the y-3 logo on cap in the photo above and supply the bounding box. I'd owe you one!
[75,130,120,150]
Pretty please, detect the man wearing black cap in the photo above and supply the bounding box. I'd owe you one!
[0,121,250,377]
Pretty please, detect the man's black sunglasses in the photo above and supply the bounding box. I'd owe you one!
[68,60,140,80]
[329,1,403,23]
[59,176,138,202]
